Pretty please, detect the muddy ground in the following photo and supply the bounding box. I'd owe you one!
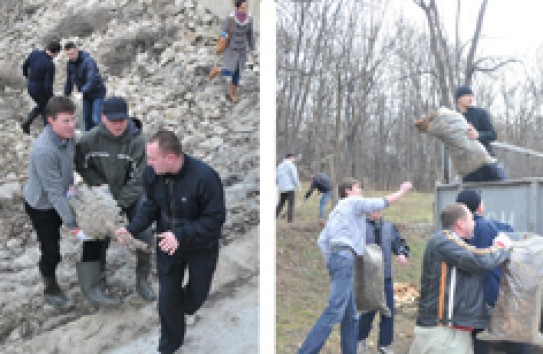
[0,185,258,353]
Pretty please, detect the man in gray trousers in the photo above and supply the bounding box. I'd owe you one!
[23,96,90,310]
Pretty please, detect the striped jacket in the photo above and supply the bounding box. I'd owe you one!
[415,230,509,330]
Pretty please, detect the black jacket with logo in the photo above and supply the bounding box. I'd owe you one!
[126,155,225,269]
[416,230,509,330]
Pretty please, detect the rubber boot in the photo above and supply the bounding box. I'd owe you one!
[136,250,156,301]
[76,261,121,306]
[209,66,221,80]
[99,239,110,289]
[21,108,40,135]
[42,276,74,310]
[229,84,238,103]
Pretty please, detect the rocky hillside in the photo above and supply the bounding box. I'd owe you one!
[0,0,259,347]
[0,0,259,236]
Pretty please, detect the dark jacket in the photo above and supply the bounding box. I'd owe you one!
[22,49,55,99]
[75,120,144,209]
[126,155,226,270]
[365,218,409,279]
[304,172,332,199]
[469,216,514,307]
[64,50,106,100]
[462,106,497,156]
[416,230,509,330]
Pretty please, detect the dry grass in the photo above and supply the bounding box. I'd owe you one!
[276,184,434,353]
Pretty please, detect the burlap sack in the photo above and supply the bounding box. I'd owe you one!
[355,244,390,316]
[68,185,125,240]
[478,234,543,345]
[414,107,496,176]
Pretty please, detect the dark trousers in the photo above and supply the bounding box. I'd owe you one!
[472,330,532,354]
[27,86,49,126]
[157,245,219,353]
[24,202,62,277]
[82,199,153,261]
[276,191,295,223]
[463,162,506,183]
[358,278,394,346]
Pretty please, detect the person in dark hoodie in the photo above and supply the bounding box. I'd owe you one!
[304,172,332,224]
[64,41,106,131]
[115,129,225,354]
[456,189,532,354]
[75,97,155,306]
[21,40,61,134]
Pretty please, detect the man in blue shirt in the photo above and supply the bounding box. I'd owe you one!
[298,178,412,354]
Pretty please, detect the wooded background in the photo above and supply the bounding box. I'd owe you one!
[276,0,543,191]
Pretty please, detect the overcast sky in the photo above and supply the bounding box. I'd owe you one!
[389,0,543,63]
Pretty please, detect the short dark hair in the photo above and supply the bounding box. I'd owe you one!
[338,177,361,199]
[440,203,469,230]
[63,41,77,50]
[45,96,76,119]
[148,130,183,156]
[235,0,247,8]
[46,40,61,54]
[285,153,295,159]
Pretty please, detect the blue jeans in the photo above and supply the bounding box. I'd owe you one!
[298,249,358,354]
[82,97,104,131]
[221,67,240,85]
[358,278,394,346]
[319,191,332,220]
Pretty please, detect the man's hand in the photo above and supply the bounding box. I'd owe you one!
[494,232,513,250]
[115,227,133,245]
[399,181,413,193]
[397,254,408,265]
[467,123,479,140]
[157,231,179,255]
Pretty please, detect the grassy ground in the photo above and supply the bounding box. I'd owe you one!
[276,185,435,354]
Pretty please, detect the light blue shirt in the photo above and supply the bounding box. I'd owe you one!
[276,158,299,192]
[318,196,388,262]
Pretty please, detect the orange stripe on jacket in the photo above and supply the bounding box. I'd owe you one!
[438,261,447,325]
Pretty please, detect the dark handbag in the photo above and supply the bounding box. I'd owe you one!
[215,17,234,55]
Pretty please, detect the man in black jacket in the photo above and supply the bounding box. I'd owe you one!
[409,203,511,354]
[63,42,106,131]
[21,40,61,134]
[116,130,225,354]
[304,172,332,224]
[455,85,506,182]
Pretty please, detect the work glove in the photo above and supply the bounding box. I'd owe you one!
[493,232,512,250]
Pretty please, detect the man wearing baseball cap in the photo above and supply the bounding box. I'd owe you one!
[75,96,156,305]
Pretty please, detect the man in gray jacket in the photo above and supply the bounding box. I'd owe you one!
[23,96,88,310]
[276,153,300,223]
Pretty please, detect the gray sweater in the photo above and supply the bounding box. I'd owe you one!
[23,126,77,228]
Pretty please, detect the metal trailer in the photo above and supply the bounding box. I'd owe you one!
[435,178,543,233]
